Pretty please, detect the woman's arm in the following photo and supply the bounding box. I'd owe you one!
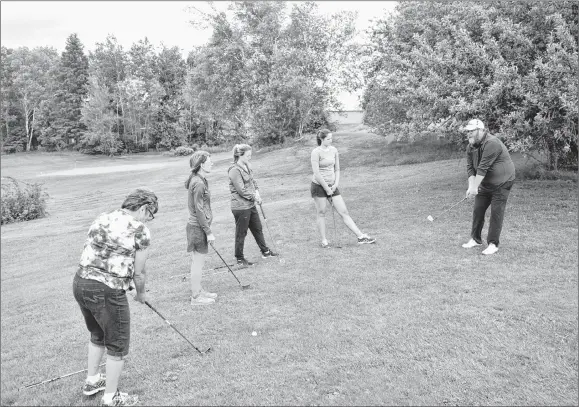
[133,246,149,303]
[229,167,256,201]
[192,181,212,236]
[332,149,340,191]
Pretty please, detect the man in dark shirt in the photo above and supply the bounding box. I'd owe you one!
[462,119,515,255]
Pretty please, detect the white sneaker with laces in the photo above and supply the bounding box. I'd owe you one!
[462,239,482,249]
[482,244,499,255]
[191,294,215,305]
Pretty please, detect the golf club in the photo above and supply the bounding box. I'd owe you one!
[258,203,284,263]
[427,197,468,222]
[144,301,212,355]
[20,363,106,390]
[327,196,342,248]
[210,242,251,290]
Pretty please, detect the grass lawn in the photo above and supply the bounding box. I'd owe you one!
[1,127,577,406]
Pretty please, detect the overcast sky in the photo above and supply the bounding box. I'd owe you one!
[1,1,398,109]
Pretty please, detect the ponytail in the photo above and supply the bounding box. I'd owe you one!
[185,150,211,189]
[232,143,252,163]
[316,129,331,146]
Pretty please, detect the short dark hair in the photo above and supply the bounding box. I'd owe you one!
[316,129,331,146]
[121,188,158,214]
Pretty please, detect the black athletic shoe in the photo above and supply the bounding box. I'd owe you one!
[261,250,279,259]
[237,258,255,267]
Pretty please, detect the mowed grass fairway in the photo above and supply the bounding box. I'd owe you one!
[1,127,577,406]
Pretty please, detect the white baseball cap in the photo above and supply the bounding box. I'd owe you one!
[463,119,485,131]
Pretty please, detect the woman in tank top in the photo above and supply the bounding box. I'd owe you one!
[310,129,376,248]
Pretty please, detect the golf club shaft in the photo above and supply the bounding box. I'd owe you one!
[22,362,106,389]
[145,301,206,354]
[437,197,467,217]
[210,242,244,286]
[258,204,280,254]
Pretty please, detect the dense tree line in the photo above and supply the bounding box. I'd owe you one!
[1,0,577,169]
[0,1,356,155]
[361,0,578,170]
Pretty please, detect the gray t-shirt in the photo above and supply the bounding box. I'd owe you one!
[311,146,338,185]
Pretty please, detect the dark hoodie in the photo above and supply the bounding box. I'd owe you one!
[228,163,260,210]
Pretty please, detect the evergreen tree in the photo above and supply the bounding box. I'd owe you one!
[40,34,89,149]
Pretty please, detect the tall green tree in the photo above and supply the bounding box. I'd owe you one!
[39,34,89,149]
[152,45,187,148]
[9,47,59,151]
[88,35,128,139]
[0,46,23,150]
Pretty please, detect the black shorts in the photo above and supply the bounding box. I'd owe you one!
[186,224,208,254]
[310,182,341,198]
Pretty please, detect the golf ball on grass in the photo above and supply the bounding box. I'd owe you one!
[252,331,257,336]
[427,215,434,222]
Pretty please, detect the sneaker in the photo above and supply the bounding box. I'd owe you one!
[83,373,106,396]
[199,288,217,299]
[357,234,376,244]
[191,295,215,305]
[482,243,499,255]
[321,241,330,249]
[261,250,279,258]
[462,239,482,249]
[100,390,139,406]
[236,258,255,267]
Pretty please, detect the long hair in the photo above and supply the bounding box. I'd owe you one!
[316,129,331,146]
[232,144,252,163]
[121,187,159,215]
[185,150,211,189]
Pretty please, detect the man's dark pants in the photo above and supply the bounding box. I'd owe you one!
[232,206,268,259]
[471,180,514,247]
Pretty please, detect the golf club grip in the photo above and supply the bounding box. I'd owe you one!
[145,301,167,321]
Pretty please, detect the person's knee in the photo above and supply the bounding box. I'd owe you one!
[316,208,326,217]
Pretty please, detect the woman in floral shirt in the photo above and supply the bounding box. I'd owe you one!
[73,188,158,406]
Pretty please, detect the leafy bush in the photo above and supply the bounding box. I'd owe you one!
[1,177,49,224]
[173,146,195,156]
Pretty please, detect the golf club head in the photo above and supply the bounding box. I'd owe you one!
[202,347,213,354]
[427,215,434,222]
[241,284,251,290]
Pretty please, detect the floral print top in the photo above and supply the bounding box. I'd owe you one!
[77,209,151,290]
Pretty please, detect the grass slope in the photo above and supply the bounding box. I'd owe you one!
[1,128,577,406]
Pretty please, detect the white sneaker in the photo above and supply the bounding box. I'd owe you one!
[482,244,499,255]
[191,295,215,305]
[199,288,217,299]
[462,239,482,249]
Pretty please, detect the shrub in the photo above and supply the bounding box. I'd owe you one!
[1,177,49,224]
[173,146,195,156]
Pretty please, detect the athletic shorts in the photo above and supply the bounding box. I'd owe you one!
[186,223,208,254]
[310,182,341,198]
[73,273,130,357]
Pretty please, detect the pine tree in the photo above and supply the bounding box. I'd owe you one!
[49,34,89,148]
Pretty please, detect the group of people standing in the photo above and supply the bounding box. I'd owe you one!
[185,143,279,305]
[71,120,514,405]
